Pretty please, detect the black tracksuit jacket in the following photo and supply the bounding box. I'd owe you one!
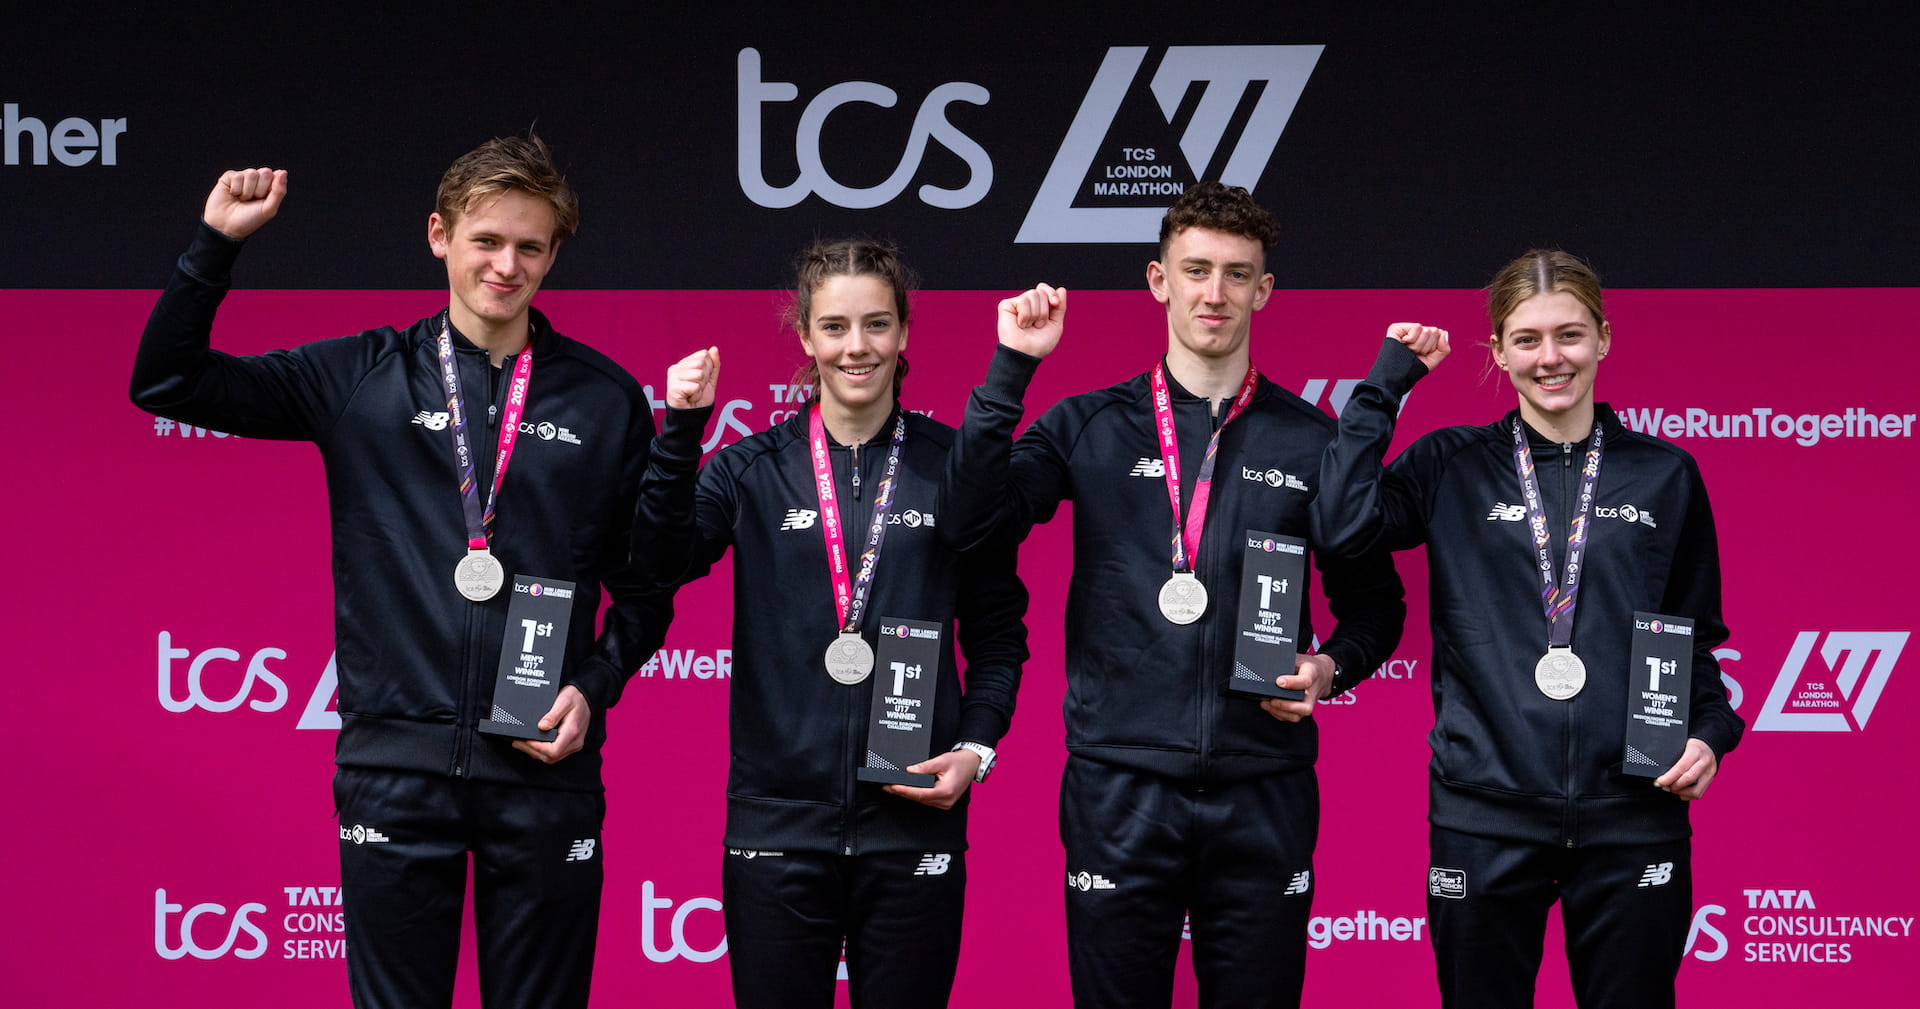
[646,404,1028,854]
[943,345,1405,784]
[1313,339,1744,846]
[130,223,667,792]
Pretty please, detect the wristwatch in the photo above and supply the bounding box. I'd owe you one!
[950,741,996,782]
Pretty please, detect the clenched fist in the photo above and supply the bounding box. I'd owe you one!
[203,168,288,241]
[1387,322,1450,371]
[666,347,721,410]
[997,283,1067,359]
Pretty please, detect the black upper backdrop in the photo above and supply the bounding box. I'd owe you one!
[3,5,1913,288]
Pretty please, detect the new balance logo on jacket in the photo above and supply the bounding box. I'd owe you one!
[1283,870,1311,895]
[914,853,952,876]
[780,508,818,531]
[1637,862,1674,887]
[1486,502,1526,522]
[1128,458,1165,478]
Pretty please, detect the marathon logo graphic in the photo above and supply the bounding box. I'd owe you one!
[1636,618,1694,637]
[1068,870,1118,892]
[340,824,389,845]
[889,508,936,528]
[1753,631,1906,731]
[881,621,940,641]
[1428,866,1466,900]
[1616,405,1916,447]
[727,848,786,859]
[1240,466,1310,492]
[1594,503,1657,527]
[532,420,583,445]
[1017,46,1322,242]
[516,582,575,600]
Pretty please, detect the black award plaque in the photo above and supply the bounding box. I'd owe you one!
[478,576,577,742]
[856,617,942,788]
[1228,531,1309,700]
[1618,611,1694,779]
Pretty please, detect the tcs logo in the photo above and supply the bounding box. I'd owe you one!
[738,48,991,210]
[153,889,268,960]
[640,880,726,964]
[155,631,339,730]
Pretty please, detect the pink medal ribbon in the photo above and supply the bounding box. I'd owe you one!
[1150,362,1259,573]
[808,404,908,633]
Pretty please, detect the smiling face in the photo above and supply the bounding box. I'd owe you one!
[1493,289,1611,437]
[1147,225,1274,364]
[427,189,559,345]
[799,273,908,420]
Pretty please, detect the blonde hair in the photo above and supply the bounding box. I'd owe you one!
[435,134,578,242]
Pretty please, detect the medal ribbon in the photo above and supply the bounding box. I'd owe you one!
[436,313,535,549]
[1150,363,1259,573]
[809,406,909,633]
[1509,419,1604,648]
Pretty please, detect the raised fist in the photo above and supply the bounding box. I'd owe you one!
[203,168,288,240]
[1387,322,1450,371]
[666,347,721,410]
[996,283,1067,359]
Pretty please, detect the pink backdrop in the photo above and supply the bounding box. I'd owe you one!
[9,284,1916,1006]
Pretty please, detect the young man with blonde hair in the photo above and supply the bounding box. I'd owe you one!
[131,135,667,1009]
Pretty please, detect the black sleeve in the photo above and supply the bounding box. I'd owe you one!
[951,533,1030,747]
[129,222,365,441]
[1312,543,1408,698]
[568,390,674,715]
[1662,458,1744,759]
[631,404,715,587]
[941,344,1073,550]
[679,444,744,586]
[1312,338,1434,557]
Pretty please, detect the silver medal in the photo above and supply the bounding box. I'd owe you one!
[454,548,506,601]
[1158,572,1208,625]
[824,631,875,684]
[1534,646,1587,700]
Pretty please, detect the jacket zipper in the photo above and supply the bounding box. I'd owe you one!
[454,352,508,777]
[841,439,867,855]
[1193,399,1215,780]
[1558,438,1576,845]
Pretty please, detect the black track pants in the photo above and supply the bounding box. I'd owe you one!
[1427,824,1692,1009]
[722,847,967,1009]
[334,767,606,1009]
[1060,758,1319,1009]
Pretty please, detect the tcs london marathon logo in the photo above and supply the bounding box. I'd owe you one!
[738,44,1323,240]
[1742,631,1908,732]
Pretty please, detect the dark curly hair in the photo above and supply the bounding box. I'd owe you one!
[1157,181,1278,262]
